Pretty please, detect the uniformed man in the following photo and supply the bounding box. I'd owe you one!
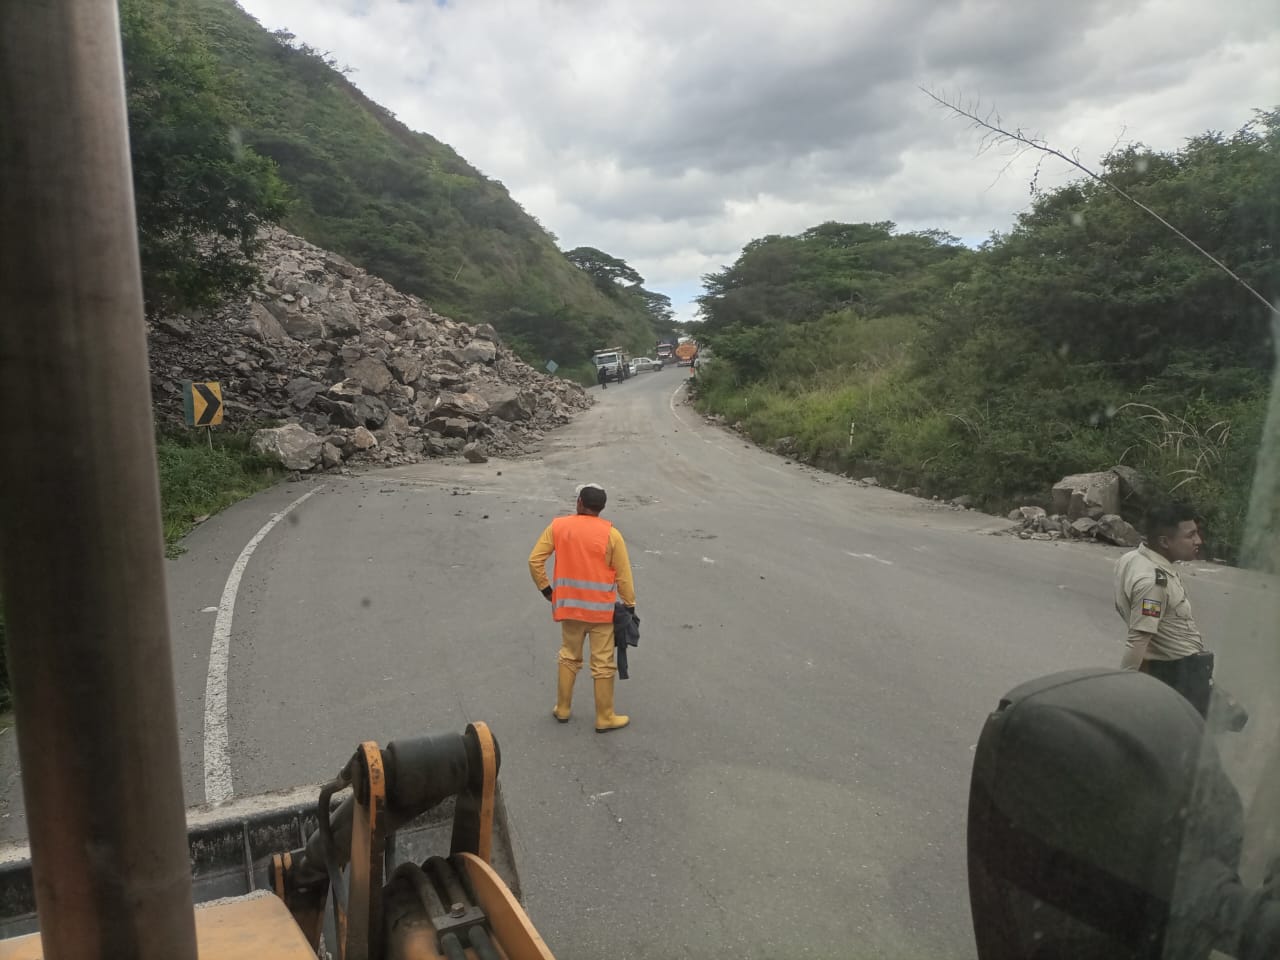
[528,483,636,732]
[1113,502,1213,715]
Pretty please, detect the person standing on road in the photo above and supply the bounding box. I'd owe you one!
[1114,502,1214,715]
[528,483,635,732]
[597,364,608,390]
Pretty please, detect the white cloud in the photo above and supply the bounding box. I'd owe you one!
[237,0,1280,315]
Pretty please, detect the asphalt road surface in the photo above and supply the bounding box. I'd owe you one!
[2,366,1277,958]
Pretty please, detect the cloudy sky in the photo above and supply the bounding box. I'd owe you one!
[237,0,1278,323]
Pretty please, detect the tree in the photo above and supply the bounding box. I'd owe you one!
[697,222,969,339]
[121,0,289,314]
[921,89,1278,319]
[565,246,644,295]
[630,287,677,338]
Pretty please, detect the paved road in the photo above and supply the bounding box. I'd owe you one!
[2,367,1277,957]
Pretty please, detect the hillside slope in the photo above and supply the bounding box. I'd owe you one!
[142,0,655,370]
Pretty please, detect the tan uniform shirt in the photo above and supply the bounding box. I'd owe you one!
[1113,543,1203,667]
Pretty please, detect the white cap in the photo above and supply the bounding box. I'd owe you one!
[575,482,605,496]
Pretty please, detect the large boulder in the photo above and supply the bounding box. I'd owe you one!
[450,341,497,366]
[285,377,324,410]
[389,355,423,386]
[321,441,344,469]
[463,441,488,463]
[428,369,468,389]
[242,302,292,343]
[352,426,379,450]
[1051,472,1121,521]
[327,378,364,400]
[352,393,390,428]
[321,299,361,338]
[251,424,323,471]
[280,309,325,341]
[477,383,533,422]
[433,390,490,420]
[1016,506,1047,522]
[402,320,435,342]
[425,416,471,439]
[1095,514,1142,548]
[324,253,361,279]
[381,412,412,437]
[313,396,363,428]
[1069,517,1100,538]
[1110,464,1152,506]
[345,356,394,395]
[297,280,329,304]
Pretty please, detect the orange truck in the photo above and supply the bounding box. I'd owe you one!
[674,339,698,366]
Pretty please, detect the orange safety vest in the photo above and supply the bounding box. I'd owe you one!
[550,514,617,623]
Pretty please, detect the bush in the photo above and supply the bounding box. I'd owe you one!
[156,427,282,551]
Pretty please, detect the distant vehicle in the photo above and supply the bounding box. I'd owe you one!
[629,357,662,374]
[674,340,699,366]
[592,346,631,382]
[656,339,676,361]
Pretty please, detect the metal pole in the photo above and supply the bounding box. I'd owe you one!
[0,3,199,958]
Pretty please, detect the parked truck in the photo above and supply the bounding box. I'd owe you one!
[592,346,631,382]
[674,339,699,366]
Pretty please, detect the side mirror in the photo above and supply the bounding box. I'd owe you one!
[967,668,1279,959]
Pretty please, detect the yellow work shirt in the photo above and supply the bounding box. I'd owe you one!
[528,521,637,608]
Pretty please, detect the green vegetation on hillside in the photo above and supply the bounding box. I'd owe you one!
[121,0,659,368]
[121,0,288,313]
[695,112,1279,559]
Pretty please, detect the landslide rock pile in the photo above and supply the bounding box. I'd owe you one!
[148,227,590,469]
[1005,468,1145,546]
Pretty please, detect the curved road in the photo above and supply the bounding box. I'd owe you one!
[4,366,1277,958]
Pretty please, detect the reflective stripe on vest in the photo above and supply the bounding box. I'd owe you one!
[550,514,617,623]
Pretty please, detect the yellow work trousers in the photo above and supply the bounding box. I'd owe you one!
[558,620,616,679]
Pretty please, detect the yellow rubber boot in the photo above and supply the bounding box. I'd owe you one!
[593,677,629,733]
[553,662,577,722]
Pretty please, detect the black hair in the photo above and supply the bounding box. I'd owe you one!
[1142,501,1198,541]
[579,486,607,512]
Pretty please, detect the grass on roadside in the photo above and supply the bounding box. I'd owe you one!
[156,425,283,554]
[695,357,1267,559]
[557,361,601,387]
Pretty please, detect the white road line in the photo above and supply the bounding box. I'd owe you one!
[669,382,710,443]
[667,380,798,483]
[203,485,324,804]
[668,381,686,416]
[846,551,894,566]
